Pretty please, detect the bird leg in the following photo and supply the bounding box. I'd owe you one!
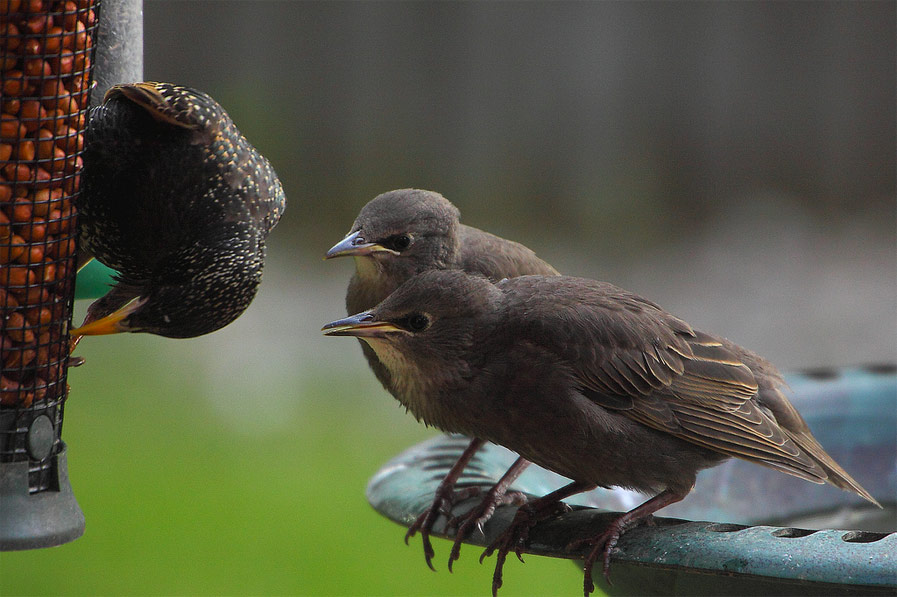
[568,487,687,596]
[446,456,531,572]
[405,437,486,571]
[481,480,596,597]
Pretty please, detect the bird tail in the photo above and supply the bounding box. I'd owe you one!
[753,376,881,507]
[786,428,881,507]
[105,82,201,130]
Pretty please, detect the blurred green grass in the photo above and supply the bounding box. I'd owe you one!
[1,328,588,596]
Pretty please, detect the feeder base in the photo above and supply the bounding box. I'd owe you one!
[0,445,85,551]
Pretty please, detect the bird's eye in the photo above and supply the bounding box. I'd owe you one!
[406,313,430,332]
[388,234,412,251]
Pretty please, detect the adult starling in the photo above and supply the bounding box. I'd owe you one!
[71,82,285,338]
[324,189,558,568]
[323,270,879,597]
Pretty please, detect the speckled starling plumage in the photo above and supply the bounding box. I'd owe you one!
[324,189,558,568]
[73,82,285,338]
[323,270,879,596]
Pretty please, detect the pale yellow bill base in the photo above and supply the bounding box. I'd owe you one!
[324,230,399,260]
[69,297,146,336]
[321,311,405,337]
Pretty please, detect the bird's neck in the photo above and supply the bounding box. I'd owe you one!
[364,338,470,431]
[346,258,392,315]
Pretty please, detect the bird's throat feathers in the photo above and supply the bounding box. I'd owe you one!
[364,338,429,397]
[353,254,382,280]
[363,337,467,426]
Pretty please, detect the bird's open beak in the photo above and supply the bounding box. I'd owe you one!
[322,311,404,337]
[69,297,146,336]
[324,230,398,259]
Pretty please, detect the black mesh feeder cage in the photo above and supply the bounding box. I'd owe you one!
[0,0,139,550]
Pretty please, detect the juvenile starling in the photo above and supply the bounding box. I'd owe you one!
[323,270,879,596]
[71,82,285,338]
[325,189,558,568]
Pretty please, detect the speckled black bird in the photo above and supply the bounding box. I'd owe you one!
[71,82,285,338]
[324,189,558,568]
[323,270,879,597]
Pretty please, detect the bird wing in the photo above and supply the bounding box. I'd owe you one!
[501,276,830,484]
[220,135,286,235]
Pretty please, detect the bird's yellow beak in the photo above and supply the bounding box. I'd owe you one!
[321,311,405,337]
[324,230,398,259]
[70,297,145,336]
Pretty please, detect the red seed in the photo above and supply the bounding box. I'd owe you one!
[0,287,19,310]
[24,14,52,35]
[0,211,11,239]
[23,57,53,79]
[3,311,36,344]
[5,347,37,369]
[1,116,27,140]
[60,1,79,28]
[13,140,35,161]
[0,22,21,52]
[16,222,47,244]
[2,97,21,116]
[23,38,43,55]
[1,375,29,407]
[2,71,25,98]
[2,163,32,183]
[44,26,64,53]
[11,199,33,223]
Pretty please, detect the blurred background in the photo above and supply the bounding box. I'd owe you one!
[3,1,895,595]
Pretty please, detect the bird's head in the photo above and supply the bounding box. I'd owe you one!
[322,270,500,390]
[71,235,265,339]
[324,189,461,282]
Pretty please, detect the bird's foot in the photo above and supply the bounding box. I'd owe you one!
[445,488,528,572]
[405,482,483,571]
[567,487,686,597]
[480,499,571,597]
[566,513,647,596]
[68,331,84,356]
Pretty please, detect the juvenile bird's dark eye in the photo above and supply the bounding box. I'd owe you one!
[388,234,412,251]
[407,313,429,332]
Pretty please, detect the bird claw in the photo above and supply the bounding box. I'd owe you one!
[491,546,508,597]
[480,517,529,595]
[567,526,619,596]
[446,490,528,572]
[567,513,655,596]
[405,483,483,571]
[479,498,567,595]
[405,508,439,570]
[66,354,85,368]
